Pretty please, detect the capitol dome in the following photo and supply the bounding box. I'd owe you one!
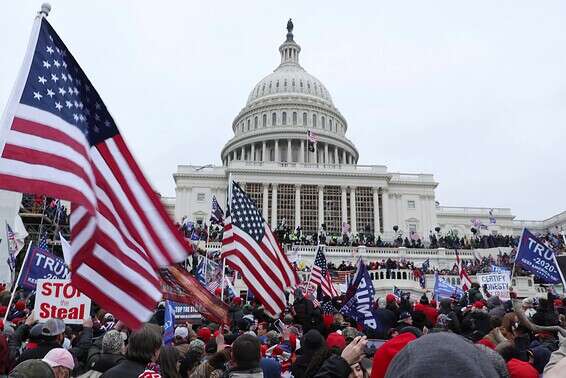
[221,20,358,166]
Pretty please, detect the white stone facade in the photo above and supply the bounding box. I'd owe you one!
[167,22,564,241]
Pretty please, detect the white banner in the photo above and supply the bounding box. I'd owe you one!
[476,272,511,300]
[35,279,91,324]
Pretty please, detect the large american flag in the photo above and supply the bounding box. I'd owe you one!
[0,15,190,328]
[221,181,299,316]
[209,195,224,225]
[455,248,472,291]
[310,245,338,298]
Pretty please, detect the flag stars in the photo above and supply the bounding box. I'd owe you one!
[65,101,73,109]
[33,91,42,100]
[54,102,63,111]
[46,46,54,54]
[104,120,111,127]
[58,88,66,96]
[46,89,55,98]
[62,61,67,69]
[73,114,79,122]
[53,60,61,68]
[51,74,59,82]
[38,76,47,84]
[61,73,67,81]
[42,60,51,69]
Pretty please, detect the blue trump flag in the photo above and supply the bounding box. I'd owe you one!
[515,228,564,285]
[433,273,464,302]
[18,244,70,291]
[340,259,380,331]
[163,300,175,345]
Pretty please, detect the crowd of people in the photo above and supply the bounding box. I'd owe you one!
[3,277,566,378]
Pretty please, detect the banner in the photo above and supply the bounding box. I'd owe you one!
[168,301,202,324]
[160,265,230,325]
[19,247,70,291]
[515,228,563,284]
[433,273,464,301]
[477,272,510,300]
[340,259,380,331]
[34,279,91,324]
[491,265,510,274]
[163,300,175,345]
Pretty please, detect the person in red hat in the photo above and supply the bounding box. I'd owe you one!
[197,326,212,343]
[326,331,346,351]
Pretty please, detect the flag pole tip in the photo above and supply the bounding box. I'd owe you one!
[40,3,51,16]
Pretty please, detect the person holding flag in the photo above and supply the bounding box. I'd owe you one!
[309,245,339,299]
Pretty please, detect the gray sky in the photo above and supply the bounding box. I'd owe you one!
[1,1,565,220]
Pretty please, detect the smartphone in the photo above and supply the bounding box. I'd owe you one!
[365,339,386,355]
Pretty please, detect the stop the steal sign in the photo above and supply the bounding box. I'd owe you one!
[35,279,91,324]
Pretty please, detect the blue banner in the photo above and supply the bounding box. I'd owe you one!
[18,246,70,291]
[340,259,380,331]
[163,300,175,345]
[433,273,464,302]
[515,228,562,284]
[491,265,510,274]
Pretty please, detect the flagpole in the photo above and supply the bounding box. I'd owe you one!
[37,196,47,243]
[220,258,227,302]
[221,174,233,303]
[4,242,32,323]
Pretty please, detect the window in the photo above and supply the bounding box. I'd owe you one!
[278,184,295,227]
[245,183,263,215]
[197,193,205,202]
[321,116,326,129]
[292,112,297,125]
[300,185,319,234]
[323,186,342,234]
[312,114,317,128]
[262,114,267,127]
[272,112,276,125]
[247,119,250,131]
[329,119,333,132]
[408,200,416,209]
[254,116,258,129]
[408,223,417,233]
[282,112,287,125]
[355,187,374,234]
[303,112,307,125]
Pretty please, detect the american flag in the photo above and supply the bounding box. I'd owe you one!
[210,195,224,225]
[307,130,317,153]
[6,222,18,271]
[309,245,338,298]
[0,15,189,328]
[37,232,49,251]
[455,248,472,291]
[221,181,299,316]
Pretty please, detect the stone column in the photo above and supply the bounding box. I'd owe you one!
[341,186,348,228]
[373,187,380,235]
[262,141,267,162]
[324,143,329,164]
[251,143,255,162]
[262,184,269,221]
[300,140,305,163]
[350,186,357,234]
[287,139,292,162]
[274,140,280,162]
[295,184,301,228]
[334,147,338,164]
[318,185,324,229]
[342,150,346,164]
[381,188,390,233]
[271,184,278,229]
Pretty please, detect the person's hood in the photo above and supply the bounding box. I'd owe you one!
[529,345,551,373]
[487,296,502,308]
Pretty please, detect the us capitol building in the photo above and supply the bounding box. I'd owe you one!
[164,21,565,241]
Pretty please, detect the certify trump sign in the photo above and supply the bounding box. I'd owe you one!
[35,279,91,324]
[515,229,564,285]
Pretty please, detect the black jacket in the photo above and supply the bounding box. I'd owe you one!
[313,355,352,378]
[86,352,125,373]
[18,341,61,363]
[101,359,147,378]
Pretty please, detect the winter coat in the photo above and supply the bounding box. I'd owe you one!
[85,352,125,373]
[222,367,264,378]
[292,298,314,332]
[313,355,352,378]
[101,359,147,378]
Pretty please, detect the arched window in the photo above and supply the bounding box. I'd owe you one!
[282,112,287,125]
[303,112,307,125]
[321,116,326,129]
[329,119,333,132]
[292,112,297,125]
[262,114,267,127]
[312,114,317,128]
[254,116,258,129]
[276,81,279,89]
[272,112,277,125]
[247,119,250,131]
[307,82,311,93]
[300,80,303,88]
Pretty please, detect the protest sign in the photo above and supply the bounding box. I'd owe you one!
[35,279,91,324]
[169,301,202,324]
[340,259,380,331]
[515,229,564,285]
[477,272,510,300]
[19,247,70,291]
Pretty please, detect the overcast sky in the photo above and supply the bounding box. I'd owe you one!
[1,1,565,220]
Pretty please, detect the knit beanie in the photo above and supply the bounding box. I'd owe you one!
[385,332,503,378]
[102,330,124,354]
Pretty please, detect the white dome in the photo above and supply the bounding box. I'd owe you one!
[246,65,334,106]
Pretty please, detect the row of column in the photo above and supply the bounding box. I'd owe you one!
[259,183,390,235]
[225,140,355,165]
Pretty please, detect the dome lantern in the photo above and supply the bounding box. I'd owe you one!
[279,19,301,67]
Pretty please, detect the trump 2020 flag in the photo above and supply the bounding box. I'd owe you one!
[0,10,190,328]
[433,273,464,302]
[515,228,564,285]
[163,300,175,346]
[340,258,380,331]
